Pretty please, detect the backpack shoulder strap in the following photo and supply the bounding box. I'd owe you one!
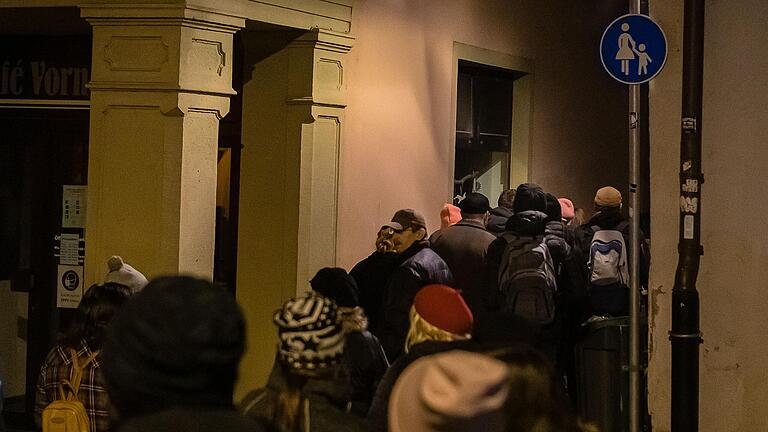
[63,348,98,400]
[615,220,630,233]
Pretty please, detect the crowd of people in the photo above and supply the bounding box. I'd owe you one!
[31,182,649,432]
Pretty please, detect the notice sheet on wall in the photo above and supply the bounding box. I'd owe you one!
[62,185,87,228]
[57,265,83,308]
[59,233,80,265]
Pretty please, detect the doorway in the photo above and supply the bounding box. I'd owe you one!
[0,107,89,429]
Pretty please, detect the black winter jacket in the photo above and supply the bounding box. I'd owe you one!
[241,358,365,432]
[349,251,400,333]
[487,206,513,237]
[374,240,453,361]
[544,220,572,267]
[344,327,389,416]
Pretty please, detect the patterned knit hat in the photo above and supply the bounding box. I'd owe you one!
[274,293,344,373]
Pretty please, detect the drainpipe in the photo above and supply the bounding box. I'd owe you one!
[670,0,705,431]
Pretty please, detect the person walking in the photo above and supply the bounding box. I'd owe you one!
[101,276,264,432]
[367,285,474,432]
[242,292,364,432]
[35,283,133,432]
[577,186,649,316]
[487,189,516,237]
[375,209,453,361]
[430,192,496,316]
[310,268,389,416]
[349,226,400,334]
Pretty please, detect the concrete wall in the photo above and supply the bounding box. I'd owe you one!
[337,0,627,269]
[648,1,768,431]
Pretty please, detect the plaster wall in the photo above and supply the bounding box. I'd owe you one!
[648,1,768,431]
[233,0,630,394]
[337,0,628,270]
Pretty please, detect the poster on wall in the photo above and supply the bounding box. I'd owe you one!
[56,264,83,309]
[62,185,86,228]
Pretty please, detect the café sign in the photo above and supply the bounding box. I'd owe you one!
[0,36,91,100]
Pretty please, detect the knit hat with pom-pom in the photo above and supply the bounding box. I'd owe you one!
[105,256,148,294]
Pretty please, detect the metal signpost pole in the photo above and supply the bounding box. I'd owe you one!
[601,11,666,432]
[628,0,641,431]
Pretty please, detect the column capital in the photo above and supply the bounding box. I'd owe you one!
[291,28,355,54]
[80,3,245,32]
[282,29,355,108]
[82,3,244,98]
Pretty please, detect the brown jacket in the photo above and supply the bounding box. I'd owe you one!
[430,218,496,314]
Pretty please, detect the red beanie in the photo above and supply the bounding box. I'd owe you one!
[413,285,473,335]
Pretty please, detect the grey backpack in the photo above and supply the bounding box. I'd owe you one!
[498,234,558,325]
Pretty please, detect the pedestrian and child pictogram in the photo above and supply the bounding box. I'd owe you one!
[600,14,667,85]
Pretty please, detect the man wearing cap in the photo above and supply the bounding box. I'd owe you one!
[375,209,453,361]
[430,192,496,316]
[577,186,650,315]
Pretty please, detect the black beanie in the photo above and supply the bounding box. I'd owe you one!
[310,267,360,308]
[513,183,547,214]
[102,276,245,419]
[544,193,562,223]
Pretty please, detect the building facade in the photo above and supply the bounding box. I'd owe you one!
[21,1,768,430]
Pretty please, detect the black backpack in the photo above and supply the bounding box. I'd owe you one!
[497,233,558,325]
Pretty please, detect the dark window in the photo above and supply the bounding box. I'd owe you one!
[454,61,522,203]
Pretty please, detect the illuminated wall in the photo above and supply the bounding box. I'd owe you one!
[648,1,768,430]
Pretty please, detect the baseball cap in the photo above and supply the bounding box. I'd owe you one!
[383,209,427,232]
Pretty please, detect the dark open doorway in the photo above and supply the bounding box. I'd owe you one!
[0,108,89,429]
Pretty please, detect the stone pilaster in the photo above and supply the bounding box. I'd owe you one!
[286,29,354,293]
[236,28,353,392]
[81,4,244,284]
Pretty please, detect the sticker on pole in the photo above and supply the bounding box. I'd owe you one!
[600,14,667,84]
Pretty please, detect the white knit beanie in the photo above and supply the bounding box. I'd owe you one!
[105,256,148,294]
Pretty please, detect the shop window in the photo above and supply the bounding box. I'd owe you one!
[454,61,521,203]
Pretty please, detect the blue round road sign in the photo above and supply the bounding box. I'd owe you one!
[600,14,667,84]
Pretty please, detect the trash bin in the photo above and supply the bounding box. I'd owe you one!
[575,316,630,432]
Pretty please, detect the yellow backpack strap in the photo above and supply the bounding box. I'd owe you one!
[64,348,98,401]
[57,383,67,401]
